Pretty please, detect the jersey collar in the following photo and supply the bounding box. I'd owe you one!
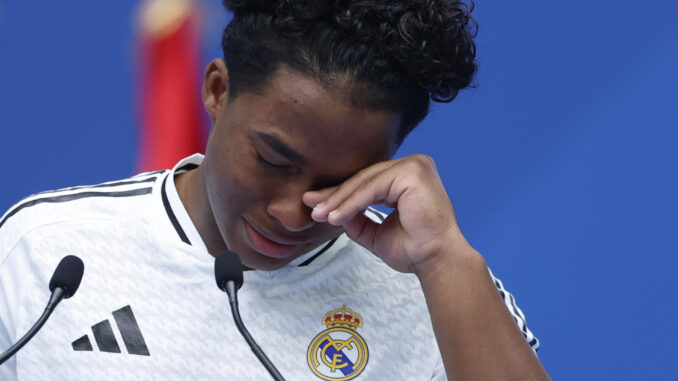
[161,153,208,253]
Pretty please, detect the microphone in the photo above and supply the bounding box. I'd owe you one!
[214,251,285,381]
[0,255,84,366]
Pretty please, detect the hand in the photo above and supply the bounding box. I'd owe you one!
[303,154,469,274]
[305,155,552,380]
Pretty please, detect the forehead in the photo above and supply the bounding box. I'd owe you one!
[232,66,401,173]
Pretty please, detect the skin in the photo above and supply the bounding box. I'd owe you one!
[176,60,400,270]
[177,58,552,380]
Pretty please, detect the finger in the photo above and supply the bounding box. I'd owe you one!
[302,186,337,209]
[311,161,395,222]
[326,168,404,226]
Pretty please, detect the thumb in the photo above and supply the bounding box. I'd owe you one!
[342,213,379,252]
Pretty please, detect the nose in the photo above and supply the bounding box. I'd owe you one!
[266,193,315,232]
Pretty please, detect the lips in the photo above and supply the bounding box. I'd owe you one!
[243,218,303,259]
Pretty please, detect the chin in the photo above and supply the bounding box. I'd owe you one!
[238,248,296,271]
[225,225,293,271]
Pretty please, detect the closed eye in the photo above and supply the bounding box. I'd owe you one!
[256,152,291,169]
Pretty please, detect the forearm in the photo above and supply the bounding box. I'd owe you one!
[415,241,551,381]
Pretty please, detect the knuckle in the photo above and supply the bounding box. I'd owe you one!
[357,174,388,201]
[402,154,436,173]
[415,154,436,168]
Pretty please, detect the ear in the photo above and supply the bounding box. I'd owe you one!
[202,58,230,122]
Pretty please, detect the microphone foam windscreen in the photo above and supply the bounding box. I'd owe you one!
[214,250,244,292]
[49,255,84,298]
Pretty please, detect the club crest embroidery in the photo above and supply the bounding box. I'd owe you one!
[306,305,369,380]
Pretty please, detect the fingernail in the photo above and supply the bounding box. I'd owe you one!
[314,202,325,210]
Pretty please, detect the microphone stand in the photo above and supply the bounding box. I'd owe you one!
[0,288,66,365]
[225,280,285,381]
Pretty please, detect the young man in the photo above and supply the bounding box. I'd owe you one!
[0,1,550,379]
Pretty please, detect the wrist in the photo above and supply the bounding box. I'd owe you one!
[413,232,487,285]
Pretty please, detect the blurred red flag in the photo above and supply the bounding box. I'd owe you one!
[137,0,205,172]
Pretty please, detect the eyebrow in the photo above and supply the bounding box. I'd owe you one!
[256,132,306,164]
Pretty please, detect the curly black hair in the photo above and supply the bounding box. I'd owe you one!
[221,0,477,142]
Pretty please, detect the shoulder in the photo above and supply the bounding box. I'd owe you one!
[0,170,166,257]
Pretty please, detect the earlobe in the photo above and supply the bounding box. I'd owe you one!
[202,58,229,122]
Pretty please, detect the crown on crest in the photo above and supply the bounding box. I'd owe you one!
[322,305,363,329]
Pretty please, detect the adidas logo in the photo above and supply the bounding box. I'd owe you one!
[72,305,150,356]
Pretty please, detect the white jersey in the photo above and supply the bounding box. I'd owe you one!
[0,154,538,381]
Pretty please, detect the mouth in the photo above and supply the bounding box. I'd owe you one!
[243,218,304,259]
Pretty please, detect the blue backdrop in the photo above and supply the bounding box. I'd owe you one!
[1,0,677,379]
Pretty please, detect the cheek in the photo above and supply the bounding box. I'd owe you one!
[204,135,267,223]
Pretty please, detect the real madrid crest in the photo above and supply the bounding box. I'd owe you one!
[307,305,369,380]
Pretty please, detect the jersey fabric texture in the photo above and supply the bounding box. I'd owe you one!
[0,154,539,381]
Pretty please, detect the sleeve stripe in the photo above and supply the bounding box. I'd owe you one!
[490,270,540,352]
[32,175,160,197]
[1,174,162,229]
[0,188,153,229]
[365,207,387,222]
[495,287,529,335]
